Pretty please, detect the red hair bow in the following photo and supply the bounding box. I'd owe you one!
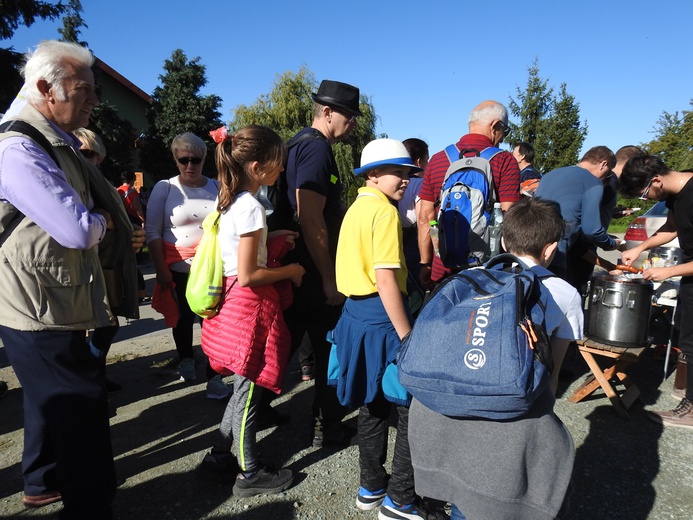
[210,126,228,144]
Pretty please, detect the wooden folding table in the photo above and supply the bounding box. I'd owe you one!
[568,337,647,419]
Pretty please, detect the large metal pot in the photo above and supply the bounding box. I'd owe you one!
[648,246,685,267]
[585,274,654,347]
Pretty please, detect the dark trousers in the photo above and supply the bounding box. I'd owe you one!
[358,393,415,505]
[283,275,345,425]
[171,270,214,379]
[0,326,116,520]
[677,280,693,400]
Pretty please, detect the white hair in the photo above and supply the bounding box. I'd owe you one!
[22,40,95,104]
[468,101,508,126]
[171,132,207,159]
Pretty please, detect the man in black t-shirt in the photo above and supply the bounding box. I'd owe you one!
[620,155,693,429]
[281,79,361,447]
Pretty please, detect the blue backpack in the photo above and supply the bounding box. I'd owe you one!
[397,254,554,420]
[437,146,502,268]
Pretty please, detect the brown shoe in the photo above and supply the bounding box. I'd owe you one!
[23,491,62,508]
[648,398,693,430]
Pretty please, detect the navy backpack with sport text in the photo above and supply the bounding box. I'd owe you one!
[437,146,501,268]
[397,254,554,420]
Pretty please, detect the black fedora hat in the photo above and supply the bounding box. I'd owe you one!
[311,80,362,117]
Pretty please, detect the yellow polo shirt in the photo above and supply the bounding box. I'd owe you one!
[336,186,408,297]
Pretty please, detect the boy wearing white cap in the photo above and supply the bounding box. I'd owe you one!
[330,139,434,519]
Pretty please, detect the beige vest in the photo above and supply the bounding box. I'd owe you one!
[0,104,114,331]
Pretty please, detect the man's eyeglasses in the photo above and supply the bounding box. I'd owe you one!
[177,156,203,165]
[80,149,97,159]
[639,177,655,200]
[497,120,511,138]
[332,108,358,124]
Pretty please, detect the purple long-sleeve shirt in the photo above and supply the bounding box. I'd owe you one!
[0,122,107,249]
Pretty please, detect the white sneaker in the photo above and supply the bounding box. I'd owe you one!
[178,358,196,382]
[206,375,233,400]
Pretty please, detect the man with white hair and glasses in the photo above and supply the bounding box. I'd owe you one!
[0,40,143,518]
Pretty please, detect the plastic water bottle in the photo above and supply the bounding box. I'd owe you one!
[488,203,503,257]
[429,220,440,258]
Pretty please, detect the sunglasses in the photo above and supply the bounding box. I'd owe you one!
[177,156,202,165]
[639,177,655,200]
[497,120,511,138]
[80,149,97,159]
[332,108,358,124]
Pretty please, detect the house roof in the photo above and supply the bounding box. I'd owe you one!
[95,57,151,104]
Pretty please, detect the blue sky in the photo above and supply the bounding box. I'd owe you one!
[5,0,693,159]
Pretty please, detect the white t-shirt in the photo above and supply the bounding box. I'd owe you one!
[145,176,219,272]
[518,256,584,341]
[219,191,267,276]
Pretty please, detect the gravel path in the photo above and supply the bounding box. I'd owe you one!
[1,265,692,519]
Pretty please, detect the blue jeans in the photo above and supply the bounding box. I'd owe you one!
[451,504,467,519]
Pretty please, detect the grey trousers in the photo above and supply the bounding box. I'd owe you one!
[216,375,262,472]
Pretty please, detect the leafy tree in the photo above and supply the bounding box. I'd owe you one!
[230,66,379,204]
[141,49,222,181]
[508,60,587,172]
[643,102,693,170]
[57,0,87,46]
[0,0,67,111]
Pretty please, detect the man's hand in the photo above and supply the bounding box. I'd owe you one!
[642,266,675,282]
[131,228,146,252]
[94,208,114,230]
[621,246,644,266]
[323,281,345,306]
[418,264,434,290]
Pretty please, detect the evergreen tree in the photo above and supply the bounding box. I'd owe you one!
[141,49,222,181]
[507,58,552,149]
[231,67,379,205]
[0,0,67,111]
[0,0,65,40]
[508,60,587,172]
[542,83,587,172]
[57,0,87,46]
[88,101,135,186]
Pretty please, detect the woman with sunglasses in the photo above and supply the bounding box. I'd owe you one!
[146,132,232,399]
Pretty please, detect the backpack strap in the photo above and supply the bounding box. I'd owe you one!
[286,129,329,150]
[0,120,61,243]
[480,146,503,205]
[0,120,59,164]
[444,144,461,164]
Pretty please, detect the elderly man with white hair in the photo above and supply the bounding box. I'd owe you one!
[0,40,143,518]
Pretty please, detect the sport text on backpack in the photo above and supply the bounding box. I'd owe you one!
[436,146,502,268]
[397,254,554,420]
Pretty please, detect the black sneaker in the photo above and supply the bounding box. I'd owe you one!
[197,451,238,482]
[232,466,294,497]
[0,381,8,400]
